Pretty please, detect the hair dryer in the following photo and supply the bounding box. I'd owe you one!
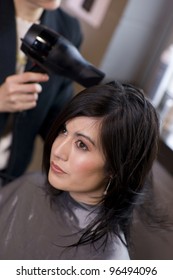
[21,23,105,87]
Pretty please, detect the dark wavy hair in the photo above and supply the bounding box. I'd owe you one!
[43,81,159,248]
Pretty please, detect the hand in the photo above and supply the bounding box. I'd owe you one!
[0,72,49,112]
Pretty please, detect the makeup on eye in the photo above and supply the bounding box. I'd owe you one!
[75,139,88,151]
[75,132,96,147]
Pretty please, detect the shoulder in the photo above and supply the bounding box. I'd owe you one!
[56,9,80,26]
[42,8,83,47]
[55,8,81,32]
[54,8,83,46]
[0,172,47,207]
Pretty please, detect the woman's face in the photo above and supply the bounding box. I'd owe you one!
[48,116,107,204]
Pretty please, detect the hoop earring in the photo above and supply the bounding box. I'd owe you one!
[103,178,112,195]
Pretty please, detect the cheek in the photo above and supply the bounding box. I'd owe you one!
[71,155,104,176]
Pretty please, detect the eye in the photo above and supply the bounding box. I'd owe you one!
[76,140,88,151]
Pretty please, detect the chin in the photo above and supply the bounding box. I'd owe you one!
[43,1,61,10]
[48,170,56,188]
[48,170,63,191]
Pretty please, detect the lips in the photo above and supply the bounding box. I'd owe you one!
[50,161,66,174]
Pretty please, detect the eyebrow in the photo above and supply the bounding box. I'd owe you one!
[75,132,96,146]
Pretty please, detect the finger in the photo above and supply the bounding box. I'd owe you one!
[9,93,39,104]
[13,101,38,111]
[9,72,49,84]
[10,83,42,94]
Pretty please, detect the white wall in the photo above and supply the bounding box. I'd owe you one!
[100,0,173,88]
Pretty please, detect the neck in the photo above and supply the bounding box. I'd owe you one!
[14,0,43,22]
[69,191,103,205]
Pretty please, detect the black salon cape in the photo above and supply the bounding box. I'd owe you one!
[0,173,130,260]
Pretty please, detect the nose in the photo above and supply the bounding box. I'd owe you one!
[53,137,70,161]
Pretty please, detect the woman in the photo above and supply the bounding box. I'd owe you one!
[0,0,82,186]
[0,81,159,259]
